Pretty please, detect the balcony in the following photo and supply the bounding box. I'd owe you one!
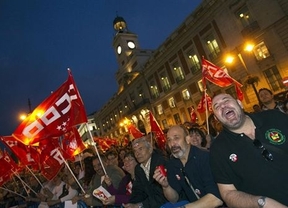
[175,75,185,84]
[241,21,260,38]
[163,85,171,93]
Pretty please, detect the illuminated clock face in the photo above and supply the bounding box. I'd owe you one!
[127,41,135,49]
[117,45,122,54]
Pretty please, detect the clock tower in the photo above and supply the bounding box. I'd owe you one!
[112,16,142,93]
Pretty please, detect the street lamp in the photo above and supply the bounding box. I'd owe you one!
[224,43,261,103]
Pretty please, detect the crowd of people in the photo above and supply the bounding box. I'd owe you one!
[1,88,288,208]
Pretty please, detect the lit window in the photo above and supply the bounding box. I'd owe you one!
[253,42,270,61]
[157,104,163,115]
[173,113,182,124]
[182,89,191,100]
[198,80,204,92]
[205,34,220,59]
[187,50,201,74]
[171,61,185,83]
[150,81,160,99]
[168,97,176,108]
[160,73,171,92]
[236,6,254,27]
[263,66,284,91]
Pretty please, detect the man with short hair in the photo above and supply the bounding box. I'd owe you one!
[154,125,223,208]
[123,137,168,208]
[258,88,285,113]
[210,93,288,207]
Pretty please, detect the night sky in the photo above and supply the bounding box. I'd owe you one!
[0,0,202,136]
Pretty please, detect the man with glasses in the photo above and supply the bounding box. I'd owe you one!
[210,93,288,207]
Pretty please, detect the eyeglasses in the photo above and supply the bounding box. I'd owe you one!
[253,139,273,161]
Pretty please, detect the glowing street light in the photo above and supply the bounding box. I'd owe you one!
[224,42,260,103]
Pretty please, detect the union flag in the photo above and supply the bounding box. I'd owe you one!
[13,69,87,145]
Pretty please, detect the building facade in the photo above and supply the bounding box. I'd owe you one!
[89,0,288,142]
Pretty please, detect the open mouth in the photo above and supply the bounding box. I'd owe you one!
[223,109,235,119]
[171,146,181,153]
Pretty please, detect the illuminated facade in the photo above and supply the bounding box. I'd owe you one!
[90,0,288,141]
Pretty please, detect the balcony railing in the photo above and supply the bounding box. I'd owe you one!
[163,85,171,93]
[175,75,185,84]
[241,21,260,37]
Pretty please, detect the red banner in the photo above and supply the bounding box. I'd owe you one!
[202,57,243,100]
[61,127,86,160]
[202,57,241,87]
[39,139,69,180]
[149,111,166,150]
[0,151,19,185]
[127,124,144,139]
[1,136,29,165]
[197,92,212,113]
[189,106,197,123]
[13,70,87,145]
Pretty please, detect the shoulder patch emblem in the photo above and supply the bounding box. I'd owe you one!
[265,129,286,145]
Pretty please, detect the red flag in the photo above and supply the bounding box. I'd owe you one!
[189,106,197,123]
[1,136,29,165]
[39,139,68,180]
[197,92,212,113]
[235,83,244,101]
[202,57,242,87]
[149,111,166,150]
[0,172,12,187]
[61,127,86,160]
[127,124,144,139]
[13,70,88,145]
[93,137,110,152]
[0,151,19,178]
[26,146,41,171]
[120,136,129,147]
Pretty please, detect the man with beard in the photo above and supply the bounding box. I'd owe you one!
[210,93,288,207]
[154,125,223,207]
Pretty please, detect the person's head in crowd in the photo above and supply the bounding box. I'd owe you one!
[186,127,207,148]
[259,88,274,104]
[212,93,246,130]
[82,148,94,159]
[166,125,189,159]
[183,121,193,129]
[92,155,107,177]
[132,137,153,165]
[105,149,119,166]
[73,162,82,175]
[122,151,138,176]
[258,88,286,113]
[118,148,126,161]
[208,113,223,137]
[82,156,96,186]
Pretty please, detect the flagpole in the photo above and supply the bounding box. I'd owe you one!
[0,187,25,198]
[85,123,107,175]
[56,149,86,194]
[26,165,44,188]
[204,89,210,134]
[12,170,38,196]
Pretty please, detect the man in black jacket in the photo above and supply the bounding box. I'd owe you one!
[123,136,168,208]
